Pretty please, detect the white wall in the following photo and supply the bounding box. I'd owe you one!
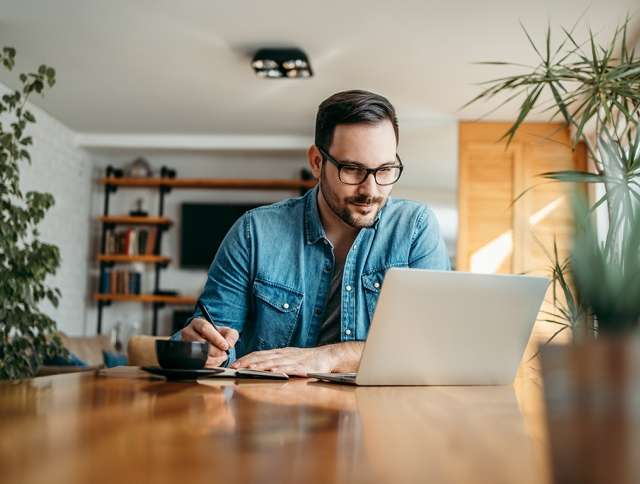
[1,82,93,336]
[393,118,458,248]
[85,119,458,337]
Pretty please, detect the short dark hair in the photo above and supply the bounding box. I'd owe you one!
[314,90,399,150]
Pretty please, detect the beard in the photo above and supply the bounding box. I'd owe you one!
[320,167,385,229]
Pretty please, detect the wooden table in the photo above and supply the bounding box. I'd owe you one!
[0,369,550,484]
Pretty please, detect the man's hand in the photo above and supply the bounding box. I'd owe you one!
[230,342,364,377]
[180,318,239,367]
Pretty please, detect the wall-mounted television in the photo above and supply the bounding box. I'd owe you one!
[180,202,264,269]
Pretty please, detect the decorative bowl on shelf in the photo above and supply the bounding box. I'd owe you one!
[126,157,152,178]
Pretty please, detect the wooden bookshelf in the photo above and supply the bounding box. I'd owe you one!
[97,254,171,264]
[96,167,314,335]
[99,216,172,226]
[100,177,316,190]
[94,293,197,305]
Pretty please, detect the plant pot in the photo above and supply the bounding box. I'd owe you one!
[540,336,640,484]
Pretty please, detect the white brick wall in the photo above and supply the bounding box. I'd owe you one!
[1,82,92,335]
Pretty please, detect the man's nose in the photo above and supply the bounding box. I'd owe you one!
[357,171,379,194]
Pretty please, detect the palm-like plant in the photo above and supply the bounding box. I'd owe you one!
[572,188,640,333]
[466,16,640,336]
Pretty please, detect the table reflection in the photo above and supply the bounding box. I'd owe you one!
[0,371,550,484]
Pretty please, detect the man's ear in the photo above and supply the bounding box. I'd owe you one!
[307,145,323,180]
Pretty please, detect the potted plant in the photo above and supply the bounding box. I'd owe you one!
[466,16,639,337]
[0,46,67,380]
[467,18,640,482]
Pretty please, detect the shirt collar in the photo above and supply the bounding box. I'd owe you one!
[304,184,387,244]
[304,185,326,244]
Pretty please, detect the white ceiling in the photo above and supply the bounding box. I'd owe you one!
[0,0,638,136]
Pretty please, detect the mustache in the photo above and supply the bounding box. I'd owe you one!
[346,195,383,205]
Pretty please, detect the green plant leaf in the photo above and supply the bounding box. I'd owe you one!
[539,170,610,183]
[519,21,544,62]
[502,84,544,144]
[0,46,62,380]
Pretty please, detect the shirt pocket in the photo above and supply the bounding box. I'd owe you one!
[252,278,304,349]
[361,270,386,322]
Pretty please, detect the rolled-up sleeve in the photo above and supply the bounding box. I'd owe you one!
[170,212,253,365]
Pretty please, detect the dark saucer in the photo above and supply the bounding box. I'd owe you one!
[142,366,225,381]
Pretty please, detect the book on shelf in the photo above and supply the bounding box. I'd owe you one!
[104,227,158,256]
[127,231,135,257]
[145,228,157,255]
[137,229,148,254]
[100,269,142,295]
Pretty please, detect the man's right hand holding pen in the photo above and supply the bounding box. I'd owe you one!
[180,317,239,368]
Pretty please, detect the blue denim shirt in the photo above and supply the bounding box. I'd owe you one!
[173,185,450,364]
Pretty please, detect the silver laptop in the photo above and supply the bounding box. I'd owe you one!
[309,268,548,386]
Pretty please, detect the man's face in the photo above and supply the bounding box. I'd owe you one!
[315,120,398,229]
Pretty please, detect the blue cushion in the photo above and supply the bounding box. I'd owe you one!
[102,350,128,368]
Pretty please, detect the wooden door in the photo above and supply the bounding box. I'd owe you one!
[458,141,521,274]
[458,122,587,360]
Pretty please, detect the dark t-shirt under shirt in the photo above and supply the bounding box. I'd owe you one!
[316,259,345,346]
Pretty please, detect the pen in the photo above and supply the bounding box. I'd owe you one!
[196,300,230,358]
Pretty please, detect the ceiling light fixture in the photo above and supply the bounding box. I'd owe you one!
[251,48,313,79]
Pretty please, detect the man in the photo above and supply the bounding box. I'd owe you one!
[177,90,450,375]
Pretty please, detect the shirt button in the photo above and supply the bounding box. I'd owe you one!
[345,285,352,292]
[345,329,352,336]
[324,264,332,273]
[314,308,322,316]
[282,303,290,309]
[374,282,380,289]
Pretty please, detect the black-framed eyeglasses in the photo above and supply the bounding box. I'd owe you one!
[318,147,404,186]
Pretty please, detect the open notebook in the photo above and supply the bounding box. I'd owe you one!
[209,367,289,380]
[139,366,289,380]
[100,366,288,381]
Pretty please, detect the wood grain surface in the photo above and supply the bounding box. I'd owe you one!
[0,370,550,484]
